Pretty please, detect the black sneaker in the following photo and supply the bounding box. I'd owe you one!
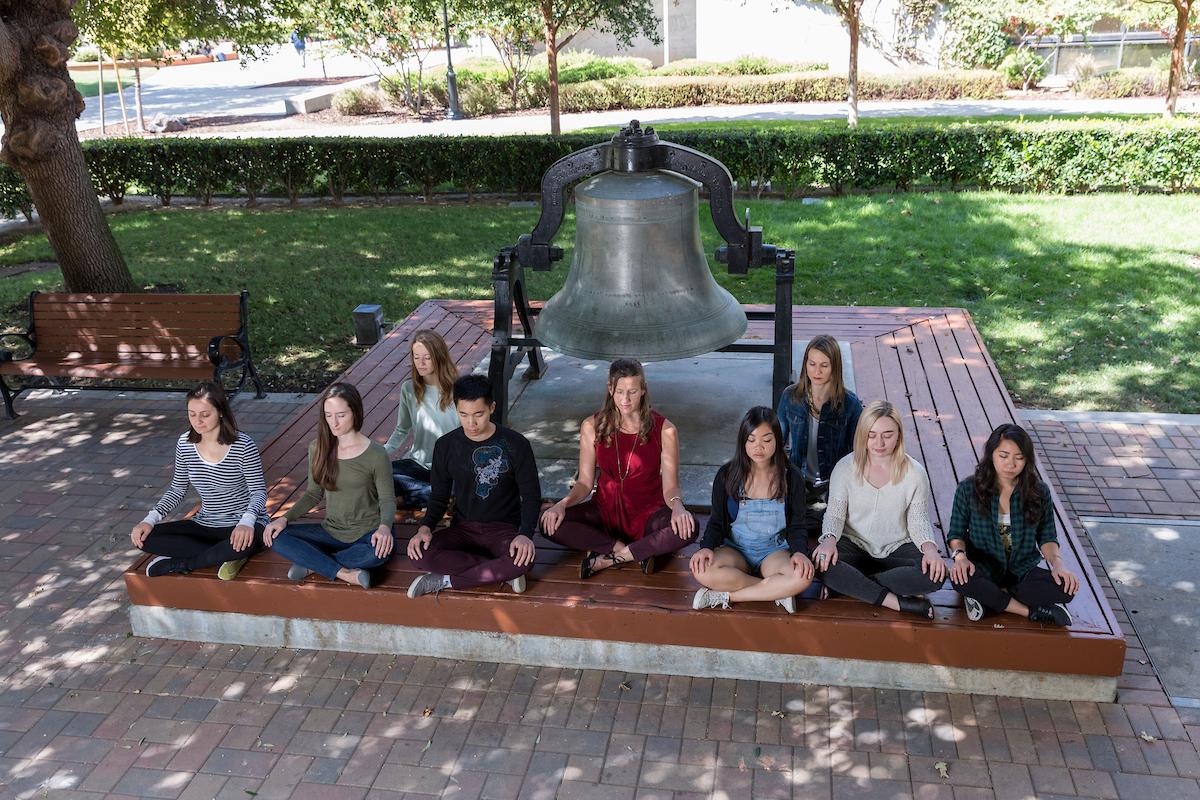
[146,556,186,577]
[1028,603,1073,627]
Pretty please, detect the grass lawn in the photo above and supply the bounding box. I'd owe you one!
[576,113,1186,135]
[1,192,1197,412]
[69,68,141,99]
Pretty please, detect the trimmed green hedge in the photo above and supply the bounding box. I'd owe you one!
[2,121,1199,219]
[560,70,1007,112]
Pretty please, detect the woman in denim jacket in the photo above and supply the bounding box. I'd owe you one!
[775,335,863,534]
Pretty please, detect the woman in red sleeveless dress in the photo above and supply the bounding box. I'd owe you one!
[541,359,697,577]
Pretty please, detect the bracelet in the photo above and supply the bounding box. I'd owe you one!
[817,532,836,544]
[668,495,682,505]
[951,548,966,559]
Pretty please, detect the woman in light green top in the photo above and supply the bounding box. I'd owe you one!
[385,330,461,509]
[264,383,396,589]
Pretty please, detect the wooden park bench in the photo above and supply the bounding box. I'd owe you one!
[0,290,264,419]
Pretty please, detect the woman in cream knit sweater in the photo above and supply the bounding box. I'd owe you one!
[811,400,947,619]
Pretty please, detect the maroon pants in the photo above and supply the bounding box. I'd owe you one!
[548,500,696,562]
[412,520,529,590]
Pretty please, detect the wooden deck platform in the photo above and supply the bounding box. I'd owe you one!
[126,301,1125,700]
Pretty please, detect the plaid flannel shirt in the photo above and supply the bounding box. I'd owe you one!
[946,478,1058,583]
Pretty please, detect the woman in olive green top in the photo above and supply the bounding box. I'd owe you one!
[265,383,396,588]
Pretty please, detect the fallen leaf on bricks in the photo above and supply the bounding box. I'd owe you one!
[1139,731,1158,743]
[421,707,433,717]
[934,761,950,780]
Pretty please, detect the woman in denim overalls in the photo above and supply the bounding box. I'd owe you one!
[690,407,820,614]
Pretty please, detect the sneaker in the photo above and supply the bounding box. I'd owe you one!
[692,588,731,610]
[775,595,796,614]
[509,575,527,594]
[287,565,311,582]
[1029,603,1073,627]
[963,596,985,622]
[407,572,446,599]
[217,558,248,581]
[145,555,174,577]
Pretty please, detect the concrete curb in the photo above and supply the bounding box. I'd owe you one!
[1018,409,1200,427]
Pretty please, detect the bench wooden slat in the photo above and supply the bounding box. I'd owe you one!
[0,360,214,379]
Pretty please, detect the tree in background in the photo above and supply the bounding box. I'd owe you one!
[298,0,446,113]
[1118,0,1198,116]
[0,0,133,292]
[467,6,544,108]
[489,1,660,134]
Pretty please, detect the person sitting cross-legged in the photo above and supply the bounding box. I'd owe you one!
[406,375,542,597]
[263,382,396,589]
[690,406,819,615]
[812,400,947,619]
[948,423,1078,627]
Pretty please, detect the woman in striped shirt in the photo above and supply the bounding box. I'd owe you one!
[130,382,268,580]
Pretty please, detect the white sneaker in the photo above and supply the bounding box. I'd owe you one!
[964,596,985,622]
[509,575,527,594]
[692,588,731,610]
[775,595,796,614]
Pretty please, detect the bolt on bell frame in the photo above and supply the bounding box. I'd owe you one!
[487,120,796,426]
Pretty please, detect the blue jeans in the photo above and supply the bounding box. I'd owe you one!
[272,523,388,580]
[392,458,432,508]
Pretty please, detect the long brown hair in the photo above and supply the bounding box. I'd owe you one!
[312,382,364,491]
[186,382,238,445]
[411,330,456,410]
[973,423,1045,525]
[852,400,910,484]
[790,334,846,413]
[594,358,653,445]
[725,406,788,501]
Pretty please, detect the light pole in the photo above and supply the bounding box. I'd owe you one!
[440,0,461,120]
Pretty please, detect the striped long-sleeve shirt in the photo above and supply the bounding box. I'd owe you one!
[142,432,269,529]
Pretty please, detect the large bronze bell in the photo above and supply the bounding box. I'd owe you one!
[535,170,747,362]
[486,120,795,424]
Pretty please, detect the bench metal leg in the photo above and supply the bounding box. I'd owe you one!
[246,361,266,399]
[0,378,19,420]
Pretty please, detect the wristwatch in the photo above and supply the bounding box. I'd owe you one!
[950,548,966,559]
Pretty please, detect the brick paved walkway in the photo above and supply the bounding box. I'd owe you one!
[2,392,1199,800]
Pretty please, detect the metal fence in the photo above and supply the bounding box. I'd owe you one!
[1032,32,1198,76]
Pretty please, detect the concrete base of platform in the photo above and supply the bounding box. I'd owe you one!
[130,605,1117,702]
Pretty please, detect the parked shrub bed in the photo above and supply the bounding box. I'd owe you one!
[1073,68,1172,98]
[2,120,1199,219]
[560,70,1007,112]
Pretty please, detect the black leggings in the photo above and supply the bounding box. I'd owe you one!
[953,566,1075,613]
[141,519,265,572]
[821,539,943,606]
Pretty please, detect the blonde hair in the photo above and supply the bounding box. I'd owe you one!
[594,358,653,444]
[852,400,910,484]
[411,330,457,411]
[791,334,847,412]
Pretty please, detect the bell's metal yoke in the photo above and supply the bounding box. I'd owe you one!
[488,120,796,425]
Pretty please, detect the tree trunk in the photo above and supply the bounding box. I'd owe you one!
[0,3,134,293]
[111,53,130,133]
[1165,0,1190,118]
[543,13,561,135]
[846,2,860,128]
[133,59,145,131]
[97,50,106,134]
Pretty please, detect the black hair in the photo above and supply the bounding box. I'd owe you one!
[724,406,788,501]
[973,422,1044,525]
[453,374,493,405]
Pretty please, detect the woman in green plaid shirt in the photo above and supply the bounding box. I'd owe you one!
[947,423,1079,626]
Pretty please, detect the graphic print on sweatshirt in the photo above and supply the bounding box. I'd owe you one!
[472,444,510,498]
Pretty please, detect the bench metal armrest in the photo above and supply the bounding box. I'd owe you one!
[0,332,34,361]
[208,334,249,368]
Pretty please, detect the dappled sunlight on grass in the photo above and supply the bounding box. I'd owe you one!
[2,193,1196,408]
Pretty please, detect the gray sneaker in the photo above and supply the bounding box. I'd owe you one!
[509,575,527,594]
[775,595,796,614]
[692,588,731,610]
[286,565,311,582]
[407,572,446,599]
[964,597,985,622]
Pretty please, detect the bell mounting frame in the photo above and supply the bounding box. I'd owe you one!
[488,119,796,425]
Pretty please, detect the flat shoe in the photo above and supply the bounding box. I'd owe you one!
[897,595,933,619]
[579,552,602,580]
[640,555,656,575]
